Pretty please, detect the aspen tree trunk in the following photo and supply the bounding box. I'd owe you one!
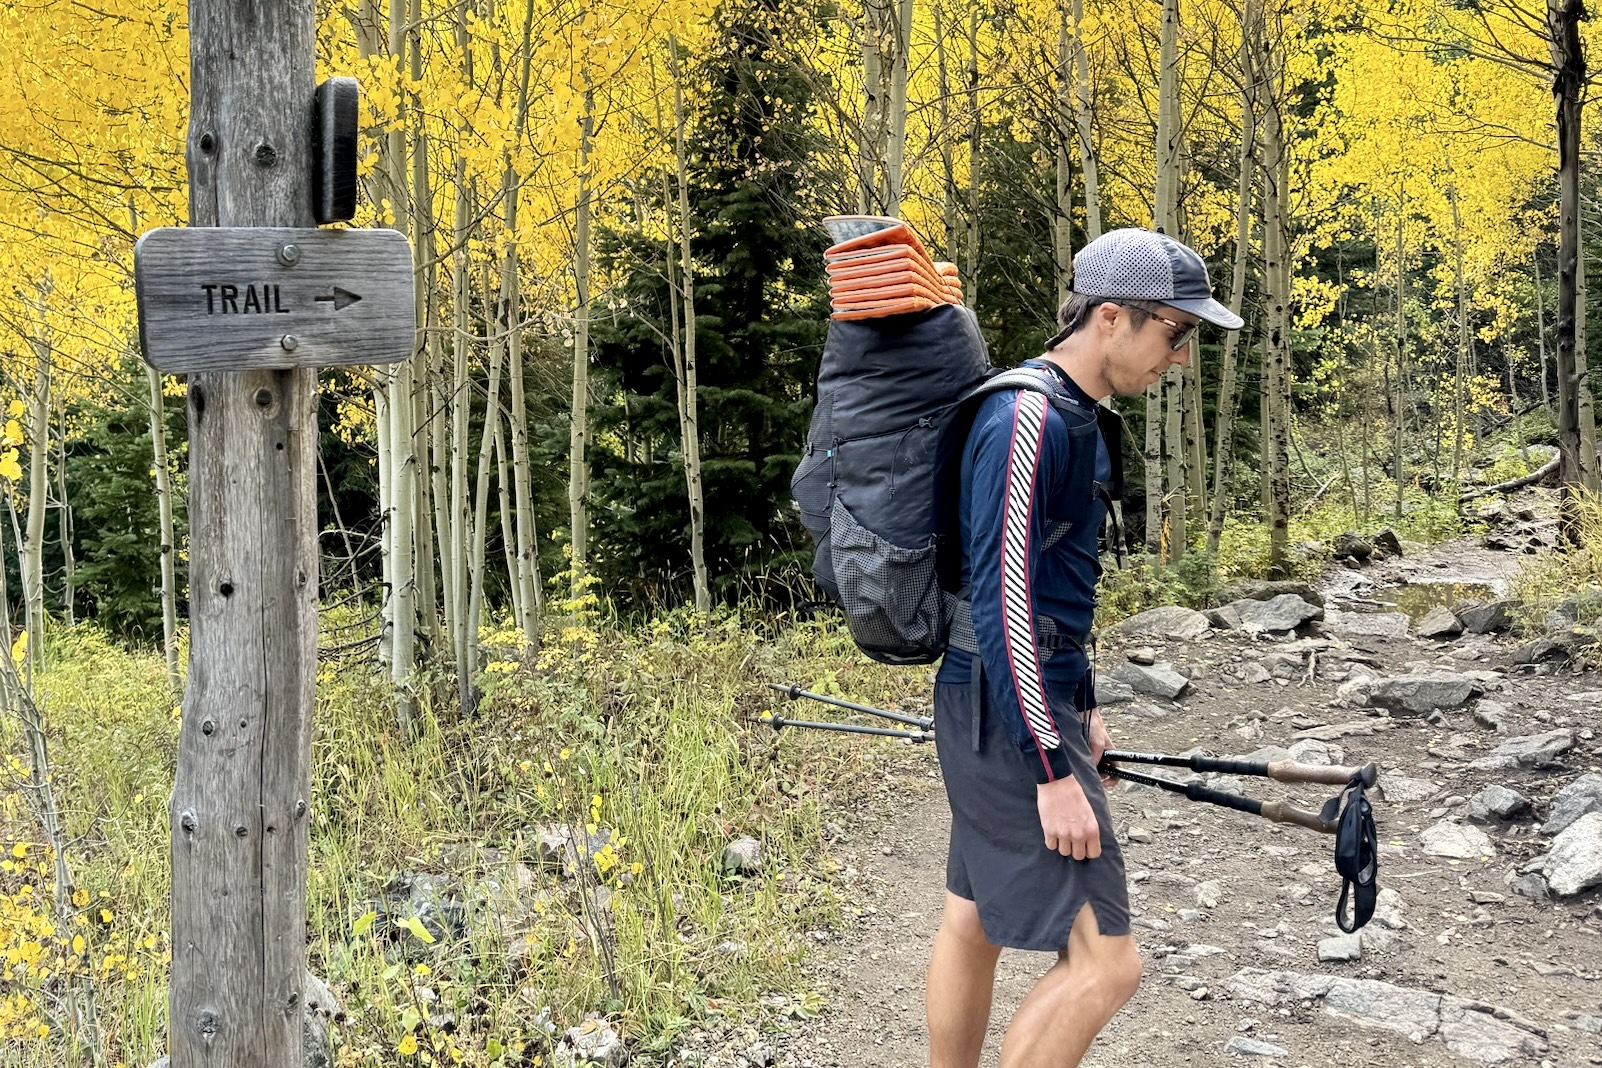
[568,92,596,597]
[1577,246,1597,491]
[467,262,506,685]
[1535,247,1551,412]
[448,175,473,712]
[506,0,544,631]
[858,0,886,213]
[966,7,982,305]
[1069,0,1101,240]
[1258,22,1291,571]
[886,0,914,213]
[405,0,439,661]
[57,422,73,626]
[1549,0,1590,507]
[1206,16,1257,556]
[1149,0,1182,560]
[147,365,180,690]
[935,10,960,260]
[1053,10,1075,311]
[669,40,712,615]
[1393,198,1407,520]
[23,323,50,682]
[1449,185,1469,486]
[495,414,522,619]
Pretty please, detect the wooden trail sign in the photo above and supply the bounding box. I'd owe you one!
[145,2,418,1066]
[135,227,414,372]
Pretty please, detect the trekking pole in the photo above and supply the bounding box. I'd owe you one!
[1102,750,1378,788]
[1098,763,1338,834]
[764,711,935,743]
[768,682,934,731]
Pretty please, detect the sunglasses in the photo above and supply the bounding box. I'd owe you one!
[1142,310,1198,350]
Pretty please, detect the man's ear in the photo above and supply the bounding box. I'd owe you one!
[1091,301,1121,333]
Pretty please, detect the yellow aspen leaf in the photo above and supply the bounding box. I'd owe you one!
[397,1034,419,1056]
[0,451,21,482]
[399,915,436,944]
[11,632,26,664]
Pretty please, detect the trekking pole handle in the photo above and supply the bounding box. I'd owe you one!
[1258,800,1338,835]
[1102,750,1378,788]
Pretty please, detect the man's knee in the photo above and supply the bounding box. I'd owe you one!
[938,892,1001,957]
[1066,904,1142,1007]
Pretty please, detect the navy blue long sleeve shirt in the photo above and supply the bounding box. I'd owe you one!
[935,360,1110,784]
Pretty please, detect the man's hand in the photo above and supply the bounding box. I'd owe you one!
[1037,775,1101,860]
[1088,708,1116,788]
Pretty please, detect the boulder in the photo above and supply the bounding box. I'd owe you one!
[1542,812,1602,897]
[1381,776,1438,804]
[1206,605,1243,630]
[1229,594,1324,632]
[1333,531,1374,562]
[1420,821,1494,859]
[1467,729,1575,772]
[1472,700,1509,732]
[1214,579,1325,608]
[1224,970,1548,1062]
[1415,606,1463,638]
[1454,600,1515,635]
[1542,773,1602,836]
[1263,652,1303,680]
[1318,933,1362,962]
[1095,676,1136,706]
[1465,786,1530,823]
[1114,605,1212,641]
[1323,609,1412,639]
[1513,627,1594,666]
[1106,661,1190,700]
[1371,529,1405,556]
[1365,671,1478,715]
[1238,661,1272,684]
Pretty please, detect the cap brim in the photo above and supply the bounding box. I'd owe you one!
[1167,296,1244,331]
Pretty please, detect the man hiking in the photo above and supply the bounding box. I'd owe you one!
[927,228,1243,1068]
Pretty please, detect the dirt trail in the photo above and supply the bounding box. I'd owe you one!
[778,539,1602,1068]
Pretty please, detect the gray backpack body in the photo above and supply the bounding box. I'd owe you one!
[790,305,1078,664]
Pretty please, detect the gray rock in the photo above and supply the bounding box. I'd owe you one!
[1115,605,1212,641]
[1466,786,1531,823]
[1223,1036,1288,1057]
[1415,606,1463,638]
[1372,529,1405,556]
[1230,594,1324,632]
[1421,821,1494,859]
[1225,969,1549,1063]
[1207,605,1244,629]
[1318,933,1362,962]
[1239,661,1273,684]
[1365,671,1479,715]
[1287,738,1341,766]
[1542,812,1602,897]
[1514,627,1595,666]
[1456,600,1516,634]
[722,836,764,874]
[1506,872,1549,901]
[1333,531,1374,561]
[1472,700,1509,732]
[1382,776,1438,803]
[1128,645,1159,665]
[1095,676,1136,706]
[1541,773,1602,836]
[553,1017,628,1068]
[1323,609,1412,639]
[1106,660,1190,700]
[1263,652,1304,679]
[1467,729,1575,772]
[1215,579,1325,608]
[1568,1013,1602,1035]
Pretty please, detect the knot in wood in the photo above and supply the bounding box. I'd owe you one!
[180,811,197,833]
[197,131,216,155]
[200,718,215,736]
[218,581,234,597]
[253,142,278,167]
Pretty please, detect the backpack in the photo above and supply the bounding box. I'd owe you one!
[790,305,1113,665]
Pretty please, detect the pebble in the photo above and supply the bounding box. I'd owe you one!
[1128,826,1155,844]
[1130,646,1158,665]
[1223,1036,1289,1057]
[1317,933,1362,962]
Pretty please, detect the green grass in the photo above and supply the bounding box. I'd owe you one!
[0,607,927,1066]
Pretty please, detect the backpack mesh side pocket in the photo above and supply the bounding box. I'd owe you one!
[828,498,945,664]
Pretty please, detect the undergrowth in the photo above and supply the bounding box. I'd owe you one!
[0,605,926,1067]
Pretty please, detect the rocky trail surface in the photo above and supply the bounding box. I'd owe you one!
[771,533,1602,1068]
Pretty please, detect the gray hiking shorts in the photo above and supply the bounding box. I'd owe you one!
[934,680,1130,950]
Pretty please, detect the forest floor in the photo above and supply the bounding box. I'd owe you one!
[768,531,1602,1068]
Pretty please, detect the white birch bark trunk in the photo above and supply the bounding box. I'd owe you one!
[567,92,596,596]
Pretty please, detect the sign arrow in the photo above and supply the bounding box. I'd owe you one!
[314,286,362,311]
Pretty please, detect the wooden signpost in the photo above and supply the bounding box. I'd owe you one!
[136,3,414,1065]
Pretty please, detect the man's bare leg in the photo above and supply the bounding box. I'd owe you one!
[926,892,1002,1068]
[997,903,1142,1068]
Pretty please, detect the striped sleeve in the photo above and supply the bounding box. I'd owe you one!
[965,390,1074,784]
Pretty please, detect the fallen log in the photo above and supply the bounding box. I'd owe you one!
[1459,454,1561,502]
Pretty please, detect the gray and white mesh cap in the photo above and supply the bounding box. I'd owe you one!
[1071,228,1244,330]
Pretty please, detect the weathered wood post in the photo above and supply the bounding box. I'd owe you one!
[131,4,408,1062]
[171,2,318,1064]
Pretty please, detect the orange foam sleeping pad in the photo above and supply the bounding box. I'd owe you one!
[823,217,965,320]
